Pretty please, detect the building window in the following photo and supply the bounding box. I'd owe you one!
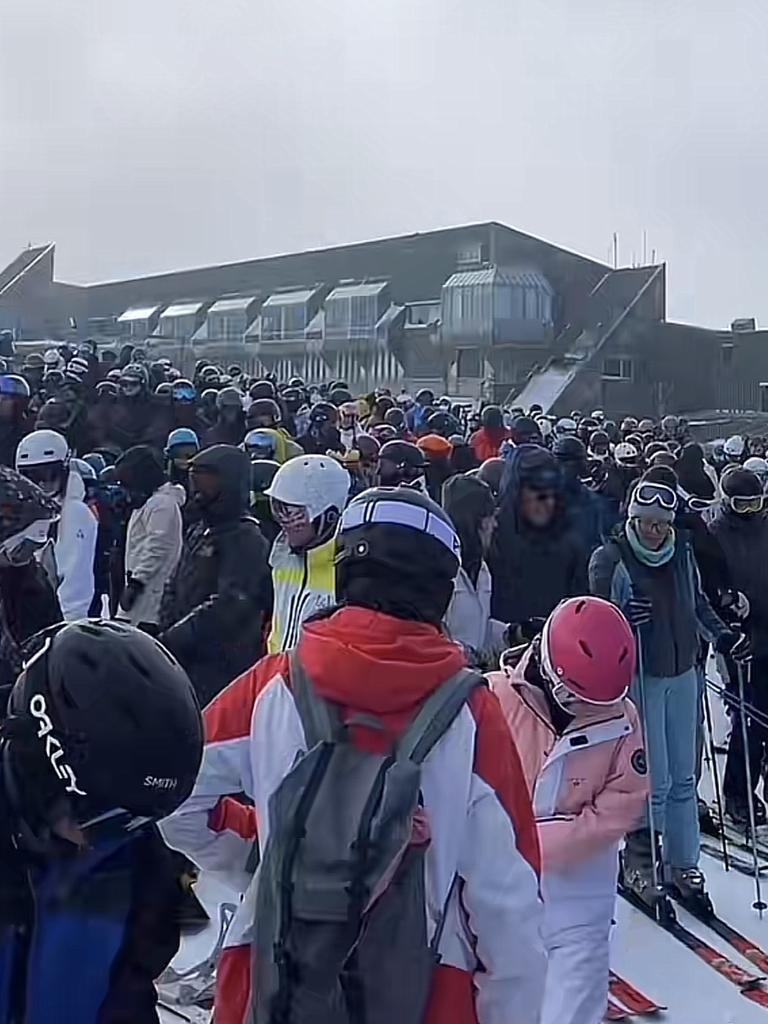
[457,348,481,378]
[721,344,734,368]
[602,357,633,380]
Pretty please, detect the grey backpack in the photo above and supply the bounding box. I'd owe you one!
[252,652,482,1024]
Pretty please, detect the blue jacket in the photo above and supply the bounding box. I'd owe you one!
[0,820,180,1023]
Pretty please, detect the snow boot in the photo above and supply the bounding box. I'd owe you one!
[668,866,714,918]
[726,796,767,830]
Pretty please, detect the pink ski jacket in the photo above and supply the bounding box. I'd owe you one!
[488,651,648,928]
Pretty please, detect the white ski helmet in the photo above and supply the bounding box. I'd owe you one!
[555,417,577,436]
[15,429,69,470]
[744,456,768,484]
[265,454,350,520]
[614,442,639,466]
[724,435,746,459]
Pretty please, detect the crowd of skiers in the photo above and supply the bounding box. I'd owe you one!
[0,338,767,1024]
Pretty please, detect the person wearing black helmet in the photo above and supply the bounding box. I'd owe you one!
[708,467,768,826]
[203,387,246,446]
[553,434,603,554]
[490,444,588,631]
[0,375,32,467]
[377,439,428,491]
[160,485,544,1024]
[297,401,344,455]
[0,619,203,1023]
[158,445,271,705]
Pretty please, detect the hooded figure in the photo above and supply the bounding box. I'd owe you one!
[675,442,717,501]
[158,445,272,705]
[114,445,186,628]
[490,445,588,627]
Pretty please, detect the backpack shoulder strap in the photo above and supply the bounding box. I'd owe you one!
[398,668,485,766]
[288,650,338,747]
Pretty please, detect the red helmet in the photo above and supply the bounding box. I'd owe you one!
[540,597,636,706]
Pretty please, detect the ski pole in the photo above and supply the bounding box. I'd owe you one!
[702,672,730,871]
[736,657,767,915]
[636,638,663,914]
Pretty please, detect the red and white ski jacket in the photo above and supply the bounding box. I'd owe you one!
[161,607,546,1024]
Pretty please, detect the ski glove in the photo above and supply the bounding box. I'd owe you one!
[119,576,145,612]
[626,596,653,629]
[716,630,752,663]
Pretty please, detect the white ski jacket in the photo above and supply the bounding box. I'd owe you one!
[119,482,185,626]
[52,470,98,621]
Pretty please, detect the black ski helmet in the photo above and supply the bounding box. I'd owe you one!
[378,440,427,486]
[336,486,460,624]
[3,620,203,850]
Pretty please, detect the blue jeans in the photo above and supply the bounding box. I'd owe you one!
[631,667,700,869]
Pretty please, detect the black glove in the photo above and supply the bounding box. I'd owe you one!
[717,630,752,663]
[626,596,653,629]
[119,576,145,613]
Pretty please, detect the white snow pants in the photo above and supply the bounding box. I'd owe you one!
[541,919,610,1024]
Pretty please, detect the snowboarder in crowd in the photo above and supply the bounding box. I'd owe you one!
[160,485,545,1024]
[404,387,435,435]
[0,375,32,468]
[114,445,185,630]
[109,362,153,451]
[589,477,747,909]
[338,399,362,452]
[708,467,768,826]
[0,468,61,703]
[264,454,350,652]
[158,445,271,706]
[469,405,509,462]
[0,619,203,1024]
[16,430,98,622]
[248,458,281,546]
[490,597,647,1024]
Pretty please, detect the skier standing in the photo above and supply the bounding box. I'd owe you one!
[264,454,350,653]
[114,445,185,630]
[589,478,746,907]
[161,486,545,1024]
[15,430,98,622]
[158,445,271,706]
[489,597,646,1024]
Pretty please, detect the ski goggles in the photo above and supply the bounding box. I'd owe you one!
[687,496,716,513]
[631,482,678,511]
[726,494,766,515]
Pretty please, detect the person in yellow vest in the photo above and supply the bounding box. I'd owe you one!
[264,454,351,652]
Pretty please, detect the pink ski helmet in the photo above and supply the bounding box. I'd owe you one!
[540,596,636,706]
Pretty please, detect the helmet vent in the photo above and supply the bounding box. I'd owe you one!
[578,639,593,658]
[574,599,587,614]
[618,647,629,664]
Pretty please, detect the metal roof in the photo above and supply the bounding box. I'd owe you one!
[160,301,206,318]
[444,267,553,291]
[326,281,389,300]
[208,296,258,314]
[118,304,162,322]
[262,288,316,307]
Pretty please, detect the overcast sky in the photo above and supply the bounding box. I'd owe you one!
[1,0,766,327]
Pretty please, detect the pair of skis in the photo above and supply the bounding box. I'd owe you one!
[606,972,664,1019]
[619,884,768,1008]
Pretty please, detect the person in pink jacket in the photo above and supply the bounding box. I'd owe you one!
[488,595,648,1024]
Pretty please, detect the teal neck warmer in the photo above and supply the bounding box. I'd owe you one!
[625,519,676,567]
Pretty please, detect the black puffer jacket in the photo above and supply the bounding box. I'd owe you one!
[0,561,62,711]
[158,445,272,706]
[708,507,768,657]
[490,445,588,624]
